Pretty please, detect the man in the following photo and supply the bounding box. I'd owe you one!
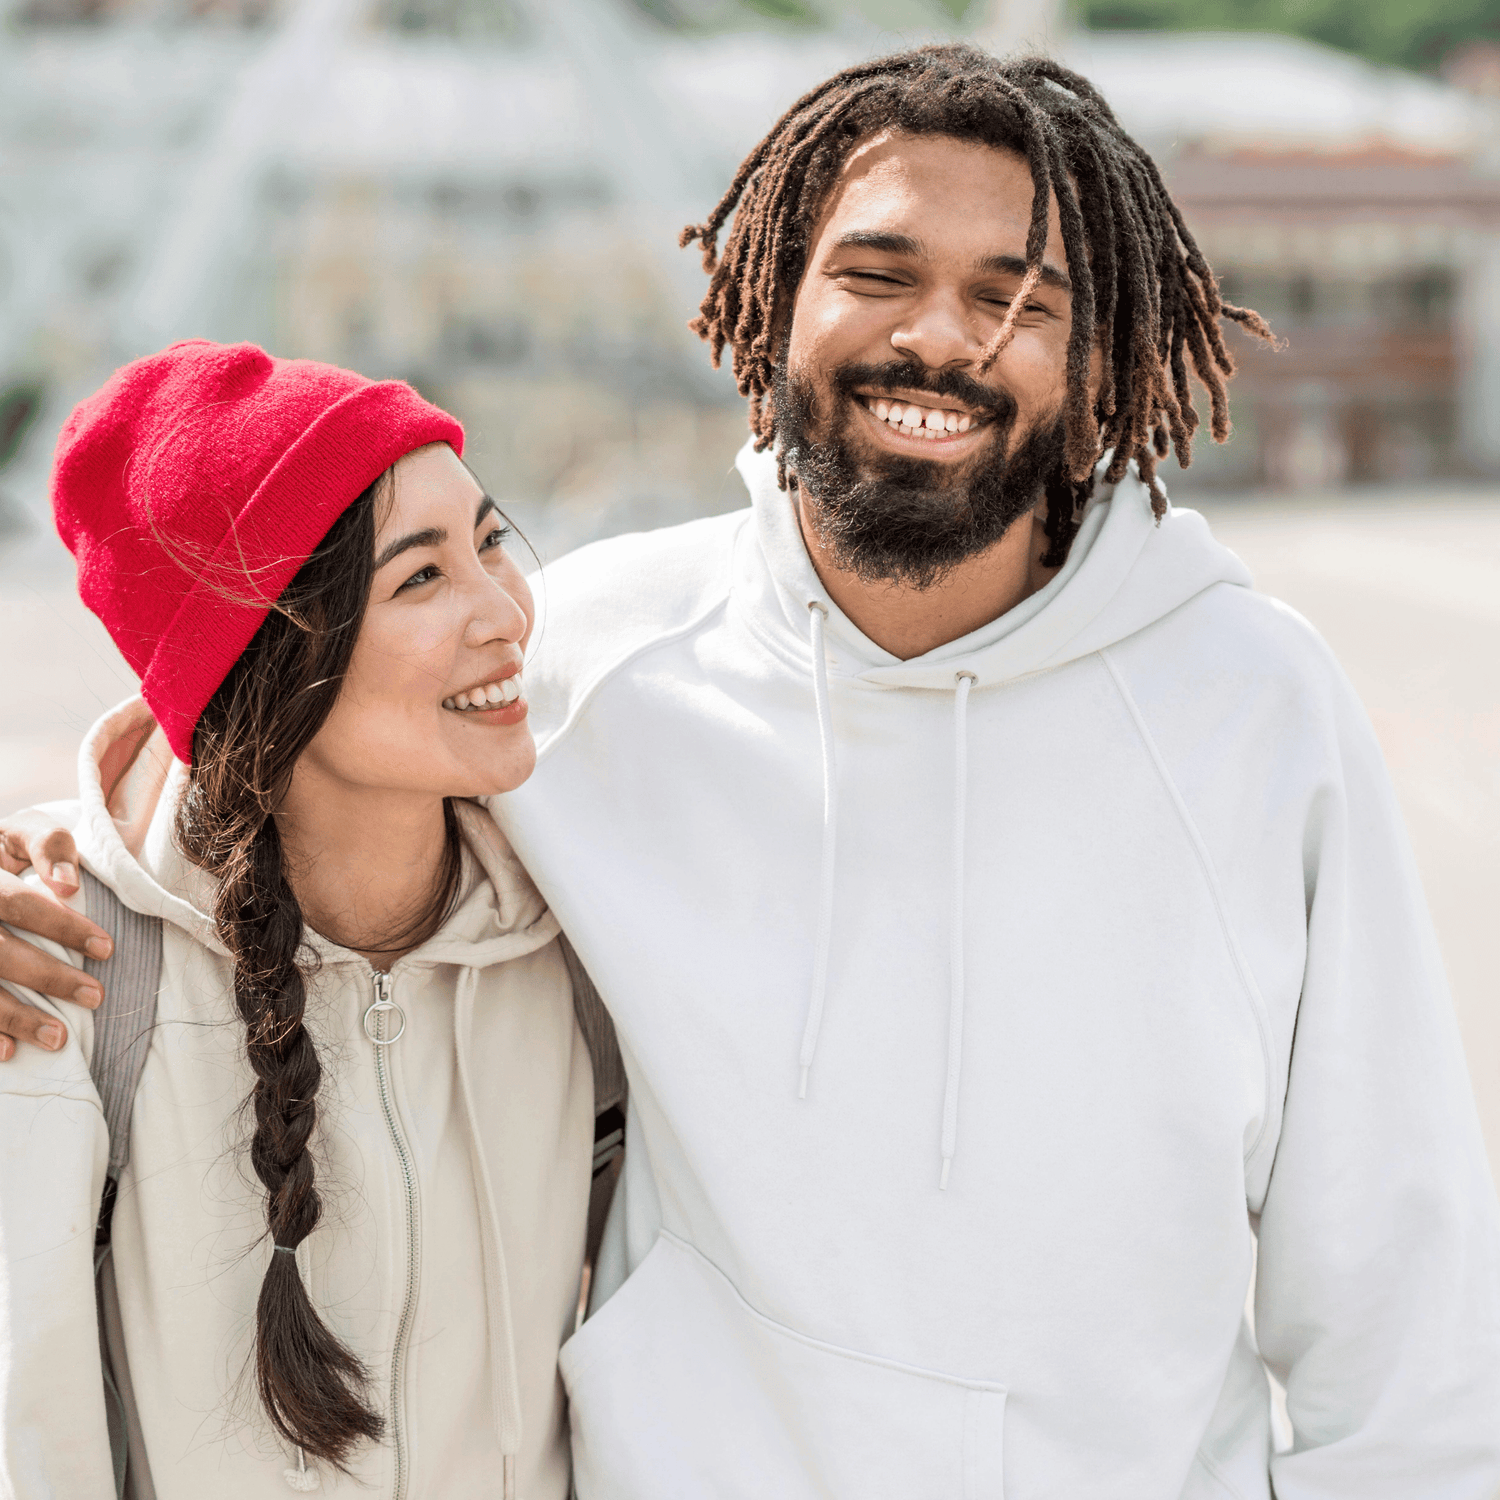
[4,44,1499,1497]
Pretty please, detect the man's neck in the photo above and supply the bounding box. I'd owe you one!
[796,498,1061,660]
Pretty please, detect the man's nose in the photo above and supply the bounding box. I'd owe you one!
[889,292,981,370]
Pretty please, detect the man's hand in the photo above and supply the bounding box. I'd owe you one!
[0,812,112,1059]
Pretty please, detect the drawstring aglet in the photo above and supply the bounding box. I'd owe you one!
[940,1157,952,1192]
[283,1447,320,1491]
[798,1065,810,1100]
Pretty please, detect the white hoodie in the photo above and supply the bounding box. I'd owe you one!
[0,699,594,1499]
[494,443,1500,1499]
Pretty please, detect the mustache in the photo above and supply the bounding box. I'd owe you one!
[830,360,1017,421]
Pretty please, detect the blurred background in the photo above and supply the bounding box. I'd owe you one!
[1,0,1498,1189]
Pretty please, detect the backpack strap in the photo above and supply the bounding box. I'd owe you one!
[79,870,162,1500]
[80,871,163,1246]
[560,934,626,1266]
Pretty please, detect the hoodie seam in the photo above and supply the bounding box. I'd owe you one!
[657,1230,1007,1392]
[1099,648,1278,1173]
[1191,1446,1252,1500]
[532,594,731,765]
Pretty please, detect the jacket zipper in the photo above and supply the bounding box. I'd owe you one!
[366,969,419,1500]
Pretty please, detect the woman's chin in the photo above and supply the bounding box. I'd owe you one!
[448,739,538,800]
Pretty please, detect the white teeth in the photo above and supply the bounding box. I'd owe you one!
[445,674,524,713]
[868,397,980,437]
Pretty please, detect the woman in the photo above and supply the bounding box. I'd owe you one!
[0,341,595,1497]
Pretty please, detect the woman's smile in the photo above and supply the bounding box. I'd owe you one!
[442,668,528,724]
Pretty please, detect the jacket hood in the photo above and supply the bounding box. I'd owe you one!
[72,697,558,968]
[736,441,1252,686]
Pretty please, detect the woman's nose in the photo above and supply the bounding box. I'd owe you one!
[463,577,530,649]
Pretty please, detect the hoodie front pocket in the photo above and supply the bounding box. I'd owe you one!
[560,1231,1006,1500]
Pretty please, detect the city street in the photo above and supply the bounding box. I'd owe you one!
[3,487,1498,1186]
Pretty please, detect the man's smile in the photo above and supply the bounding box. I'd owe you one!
[850,387,995,458]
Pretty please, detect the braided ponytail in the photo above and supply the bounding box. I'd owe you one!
[174,475,456,1468]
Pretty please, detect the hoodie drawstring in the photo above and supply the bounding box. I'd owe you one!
[282,1446,320,1491]
[942,672,976,1190]
[454,966,524,1499]
[798,602,840,1099]
[797,598,977,1188]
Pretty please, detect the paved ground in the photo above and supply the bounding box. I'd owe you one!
[3,487,1498,1191]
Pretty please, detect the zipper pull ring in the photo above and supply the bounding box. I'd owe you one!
[363,971,406,1045]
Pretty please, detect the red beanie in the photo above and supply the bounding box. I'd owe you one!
[52,340,464,763]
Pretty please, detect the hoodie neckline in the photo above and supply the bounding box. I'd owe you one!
[734,442,1251,690]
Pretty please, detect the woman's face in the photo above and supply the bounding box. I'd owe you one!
[297,443,537,801]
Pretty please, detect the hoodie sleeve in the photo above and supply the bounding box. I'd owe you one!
[1252,672,1500,1497]
[0,955,117,1498]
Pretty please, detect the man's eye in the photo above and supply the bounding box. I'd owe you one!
[396,565,441,594]
[479,524,512,553]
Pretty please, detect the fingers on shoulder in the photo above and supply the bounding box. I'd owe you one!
[0,983,68,1055]
[0,815,79,890]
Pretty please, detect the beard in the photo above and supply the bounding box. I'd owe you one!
[773,356,1068,590]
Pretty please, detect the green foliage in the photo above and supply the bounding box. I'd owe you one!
[630,0,979,32]
[741,0,821,19]
[1074,0,1500,73]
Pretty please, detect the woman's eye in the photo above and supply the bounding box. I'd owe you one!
[479,524,511,553]
[396,565,441,594]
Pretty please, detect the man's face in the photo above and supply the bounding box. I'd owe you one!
[778,130,1081,586]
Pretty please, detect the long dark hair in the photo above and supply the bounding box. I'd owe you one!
[174,473,461,1468]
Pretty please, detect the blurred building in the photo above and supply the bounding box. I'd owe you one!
[1066,30,1500,491]
[2,0,1498,544]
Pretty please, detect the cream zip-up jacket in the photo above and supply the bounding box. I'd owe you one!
[0,699,594,1499]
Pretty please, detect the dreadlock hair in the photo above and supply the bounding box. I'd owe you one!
[681,42,1274,564]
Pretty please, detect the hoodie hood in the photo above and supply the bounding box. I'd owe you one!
[72,697,558,969]
[736,441,1252,687]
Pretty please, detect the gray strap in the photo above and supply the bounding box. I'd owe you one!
[80,871,162,1180]
[561,934,625,1118]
